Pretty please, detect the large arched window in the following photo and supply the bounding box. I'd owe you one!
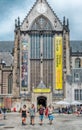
[30,16,53,88]
[75,58,81,68]
[30,16,53,59]
[31,15,52,30]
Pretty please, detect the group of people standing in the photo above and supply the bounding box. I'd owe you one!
[21,104,54,125]
[39,104,54,125]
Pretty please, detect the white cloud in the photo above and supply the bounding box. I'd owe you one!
[48,0,82,40]
[48,0,82,8]
[0,0,32,40]
[0,0,82,40]
[0,7,30,38]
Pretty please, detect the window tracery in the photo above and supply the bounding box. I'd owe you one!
[31,16,52,30]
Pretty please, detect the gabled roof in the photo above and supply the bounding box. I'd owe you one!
[21,0,62,30]
[37,80,46,88]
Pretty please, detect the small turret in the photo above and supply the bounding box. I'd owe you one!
[15,19,17,29]
[63,16,65,26]
[67,18,69,30]
[18,17,20,27]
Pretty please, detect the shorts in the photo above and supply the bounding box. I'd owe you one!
[48,114,54,120]
[31,115,35,119]
[22,114,27,118]
[39,115,44,120]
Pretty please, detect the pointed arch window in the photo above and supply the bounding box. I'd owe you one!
[8,73,13,94]
[31,15,52,30]
[75,58,81,68]
[30,16,53,59]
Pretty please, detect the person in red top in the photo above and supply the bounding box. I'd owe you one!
[45,106,48,117]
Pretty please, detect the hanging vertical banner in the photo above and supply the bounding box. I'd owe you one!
[55,36,62,90]
[21,41,28,88]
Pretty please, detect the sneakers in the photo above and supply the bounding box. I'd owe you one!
[22,122,26,125]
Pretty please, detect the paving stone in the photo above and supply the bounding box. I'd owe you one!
[0,113,82,130]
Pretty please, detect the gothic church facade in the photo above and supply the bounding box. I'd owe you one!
[0,0,82,109]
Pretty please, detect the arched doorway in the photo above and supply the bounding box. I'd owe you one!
[37,96,47,108]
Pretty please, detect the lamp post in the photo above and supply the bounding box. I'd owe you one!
[57,89,61,99]
[68,82,72,104]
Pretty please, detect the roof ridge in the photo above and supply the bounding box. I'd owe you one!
[21,0,38,27]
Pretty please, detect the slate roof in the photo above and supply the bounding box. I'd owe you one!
[0,40,82,66]
[0,41,14,53]
[0,52,13,66]
[70,41,82,53]
[0,41,82,54]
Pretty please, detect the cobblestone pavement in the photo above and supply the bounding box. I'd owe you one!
[0,113,82,130]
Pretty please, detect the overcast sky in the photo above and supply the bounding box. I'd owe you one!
[0,0,82,41]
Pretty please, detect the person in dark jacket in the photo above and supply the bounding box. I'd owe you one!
[2,107,7,120]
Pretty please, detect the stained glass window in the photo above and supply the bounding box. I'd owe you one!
[31,16,52,30]
[21,42,28,88]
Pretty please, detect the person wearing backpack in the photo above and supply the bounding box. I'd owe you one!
[38,105,45,125]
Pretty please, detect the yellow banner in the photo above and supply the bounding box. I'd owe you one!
[55,36,62,90]
[33,88,51,93]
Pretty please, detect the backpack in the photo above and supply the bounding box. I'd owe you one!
[39,108,44,115]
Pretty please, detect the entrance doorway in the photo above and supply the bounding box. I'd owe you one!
[37,96,47,108]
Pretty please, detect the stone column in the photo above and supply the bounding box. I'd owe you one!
[12,31,20,97]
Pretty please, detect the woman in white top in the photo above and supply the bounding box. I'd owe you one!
[48,105,54,125]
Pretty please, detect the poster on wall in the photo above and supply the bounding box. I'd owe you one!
[21,41,29,88]
[55,36,63,90]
